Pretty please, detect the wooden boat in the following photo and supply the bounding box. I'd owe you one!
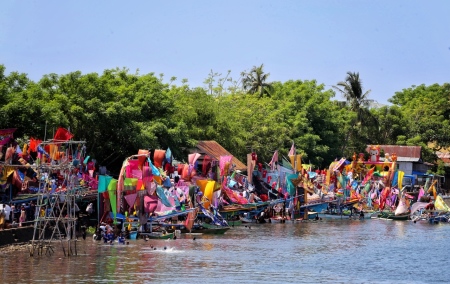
[140,231,174,239]
[378,211,410,221]
[190,225,230,235]
[226,219,242,226]
[239,216,257,223]
[269,216,285,223]
[154,222,230,234]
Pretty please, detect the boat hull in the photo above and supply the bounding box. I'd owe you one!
[141,232,174,239]
[239,217,257,223]
[378,212,410,221]
[190,227,230,234]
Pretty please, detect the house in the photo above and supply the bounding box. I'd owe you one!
[365,145,433,176]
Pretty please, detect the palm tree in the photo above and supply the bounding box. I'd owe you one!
[333,72,373,126]
[241,64,273,98]
[333,72,378,155]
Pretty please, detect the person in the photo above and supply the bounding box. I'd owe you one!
[29,202,36,221]
[81,225,87,240]
[3,204,11,224]
[118,233,125,244]
[359,210,365,220]
[86,203,94,215]
[19,205,27,227]
[0,207,6,230]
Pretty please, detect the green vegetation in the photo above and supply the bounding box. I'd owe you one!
[0,64,448,175]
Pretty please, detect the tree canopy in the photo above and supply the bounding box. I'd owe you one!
[0,64,448,174]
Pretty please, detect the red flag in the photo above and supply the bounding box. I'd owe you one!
[29,138,42,152]
[53,127,74,141]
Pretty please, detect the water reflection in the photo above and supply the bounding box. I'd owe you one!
[1,220,450,283]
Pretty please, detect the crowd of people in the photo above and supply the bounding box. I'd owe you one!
[0,202,37,230]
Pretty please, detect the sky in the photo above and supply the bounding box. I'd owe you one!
[1,1,449,105]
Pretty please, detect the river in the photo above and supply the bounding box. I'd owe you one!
[0,219,449,283]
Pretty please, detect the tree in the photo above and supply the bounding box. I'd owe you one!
[368,105,407,145]
[333,72,374,126]
[389,83,450,150]
[333,72,377,156]
[241,64,273,98]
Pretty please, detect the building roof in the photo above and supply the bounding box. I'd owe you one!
[436,151,450,166]
[194,140,247,171]
[366,145,422,162]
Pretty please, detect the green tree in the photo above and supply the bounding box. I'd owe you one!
[368,105,407,145]
[389,83,450,151]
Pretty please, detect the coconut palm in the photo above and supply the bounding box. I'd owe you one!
[241,64,273,98]
[333,72,378,155]
[333,71,373,127]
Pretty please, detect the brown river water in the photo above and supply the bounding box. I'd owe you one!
[0,219,449,283]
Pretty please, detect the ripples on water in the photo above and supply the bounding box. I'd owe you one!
[1,220,449,284]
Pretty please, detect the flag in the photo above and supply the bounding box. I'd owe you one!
[53,127,74,141]
[288,142,295,156]
[269,150,278,171]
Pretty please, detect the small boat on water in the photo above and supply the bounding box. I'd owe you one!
[269,216,285,223]
[239,216,257,223]
[226,219,242,226]
[140,231,174,239]
[378,211,410,221]
[191,226,230,235]
[154,222,230,234]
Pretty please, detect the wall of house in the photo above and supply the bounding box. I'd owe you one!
[397,162,413,175]
[413,163,431,174]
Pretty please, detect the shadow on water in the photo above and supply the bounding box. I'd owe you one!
[1,220,449,283]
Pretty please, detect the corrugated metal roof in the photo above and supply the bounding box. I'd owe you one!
[396,157,420,162]
[194,141,247,171]
[436,151,450,166]
[366,145,422,159]
[436,151,450,159]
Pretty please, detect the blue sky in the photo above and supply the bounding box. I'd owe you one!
[1,1,449,105]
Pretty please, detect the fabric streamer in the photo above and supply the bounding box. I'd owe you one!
[202,155,212,176]
[124,178,138,191]
[124,193,138,210]
[153,150,166,168]
[144,195,159,213]
[98,175,113,193]
[219,156,232,176]
[126,160,140,178]
[107,179,118,219]
[156,186,172,207]
[138,149,149,169]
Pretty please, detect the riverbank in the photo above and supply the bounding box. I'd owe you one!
[0,226,35,248]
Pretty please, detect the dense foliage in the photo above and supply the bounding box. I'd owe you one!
[0,64,448,175]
